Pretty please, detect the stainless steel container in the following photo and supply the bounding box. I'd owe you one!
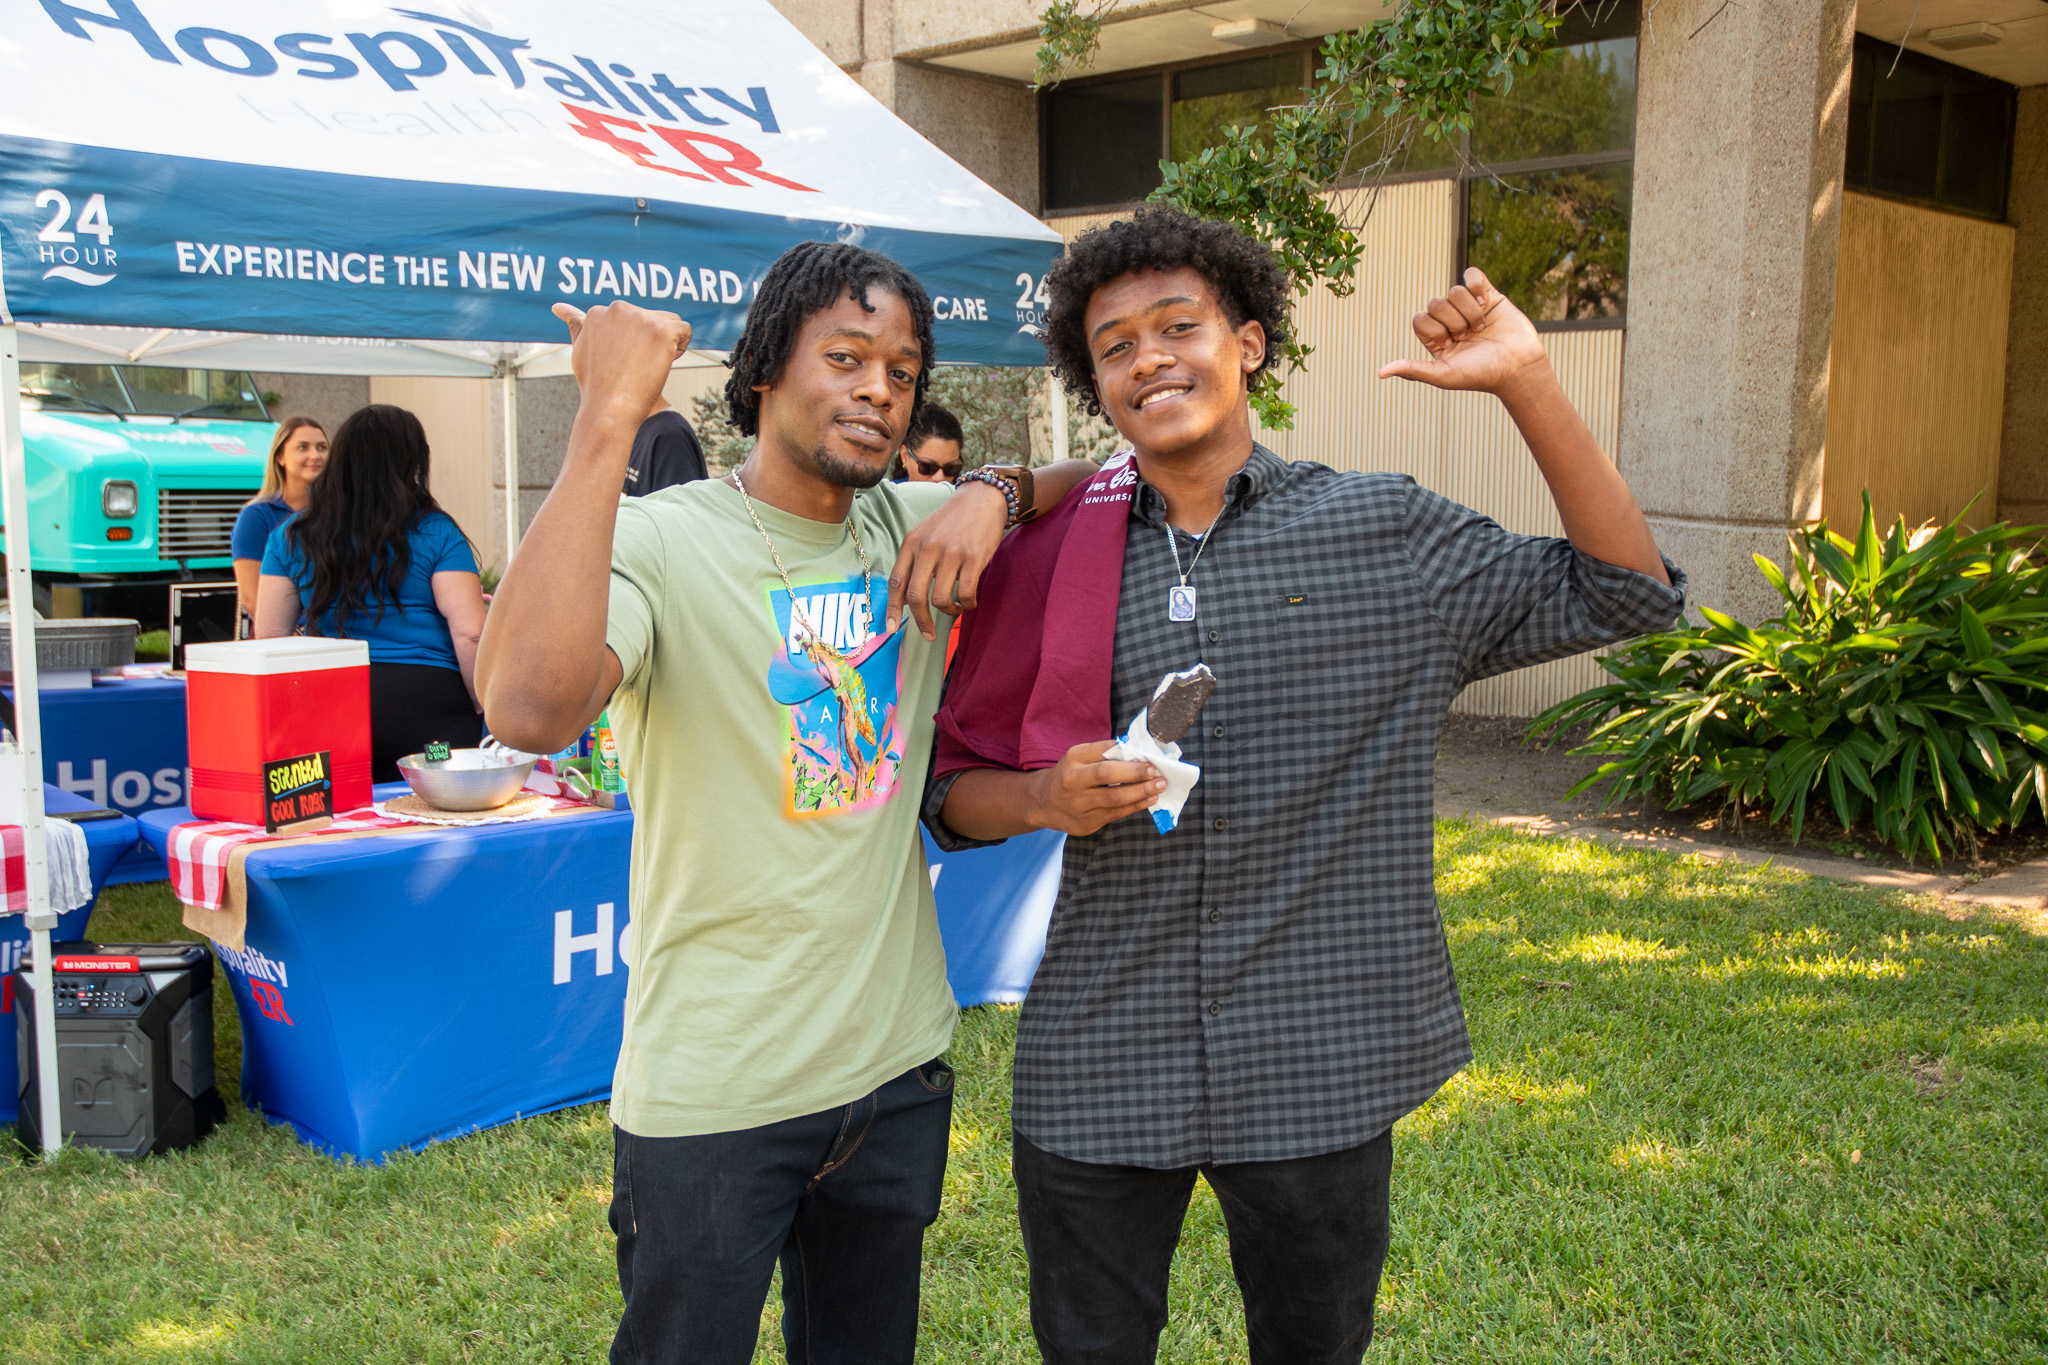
[0,616,138,672]
[395,749,536,811]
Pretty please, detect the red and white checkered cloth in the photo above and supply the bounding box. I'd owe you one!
[167,807,411,912]
[1,818,94,915]
[166,788,604,911]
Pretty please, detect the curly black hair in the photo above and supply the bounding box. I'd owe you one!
[1041,207,1291,419]
[724,241,936,436]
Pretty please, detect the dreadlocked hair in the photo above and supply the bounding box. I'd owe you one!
[1041,207,1291,419]
[285,403,462,635]
[724,241,937,436]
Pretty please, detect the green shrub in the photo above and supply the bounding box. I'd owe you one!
[1531,494,2048,862]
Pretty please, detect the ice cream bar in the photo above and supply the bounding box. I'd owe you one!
[1146,663,1217,746]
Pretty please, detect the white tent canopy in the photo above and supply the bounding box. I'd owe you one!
[0,0,1062,1153]
[16,321,568,378]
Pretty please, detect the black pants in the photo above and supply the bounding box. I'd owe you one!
[368,662,480,782]
[609,1059,955,1365]
[1013,1129,1393,1365]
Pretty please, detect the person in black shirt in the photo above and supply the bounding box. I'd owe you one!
[623,396,709,495]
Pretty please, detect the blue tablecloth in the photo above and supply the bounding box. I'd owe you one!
[2,787,142,1124]
[141,788,633,1162]
[138,790,1062,1162]
[12,676,187,885]
[925,827,1063,1007]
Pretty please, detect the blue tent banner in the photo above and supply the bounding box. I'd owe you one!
[0,0,1062,361]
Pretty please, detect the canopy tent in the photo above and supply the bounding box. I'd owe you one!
[0,0,1064,1152]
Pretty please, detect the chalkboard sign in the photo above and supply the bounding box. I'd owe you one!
[264,750,333,834]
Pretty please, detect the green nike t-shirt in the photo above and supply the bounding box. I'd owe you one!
[603,476,957,1137]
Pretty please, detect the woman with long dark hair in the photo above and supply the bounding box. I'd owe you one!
[230,416,326,631]
[253,404,487,780]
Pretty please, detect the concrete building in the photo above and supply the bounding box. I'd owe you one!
[269,0,2046,715]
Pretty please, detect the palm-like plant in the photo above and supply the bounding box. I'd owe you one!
[1531,495,2048,862]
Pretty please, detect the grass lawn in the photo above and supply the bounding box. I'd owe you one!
[5,821,2044,1362]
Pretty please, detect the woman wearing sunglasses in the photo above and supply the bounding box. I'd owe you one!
[889,402,964,483]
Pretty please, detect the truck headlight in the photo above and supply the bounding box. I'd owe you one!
[102,479,138,518]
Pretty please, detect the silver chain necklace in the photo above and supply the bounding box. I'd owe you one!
[1163,505,1228,622]
[730,468,876,654]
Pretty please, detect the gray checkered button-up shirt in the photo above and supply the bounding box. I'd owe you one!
[926,445,1686,1167]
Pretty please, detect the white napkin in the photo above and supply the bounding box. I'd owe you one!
[47,817,91,912]
[1104,706,1202,835]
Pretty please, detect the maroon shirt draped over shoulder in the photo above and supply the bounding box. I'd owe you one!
[932,453,1139,778]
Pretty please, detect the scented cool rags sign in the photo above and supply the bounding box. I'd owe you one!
[263,750,333,833]
[0,0,1060,361]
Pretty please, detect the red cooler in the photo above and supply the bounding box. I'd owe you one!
[186,638,372,824]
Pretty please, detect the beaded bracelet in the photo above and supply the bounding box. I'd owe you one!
[955,467,1022,527]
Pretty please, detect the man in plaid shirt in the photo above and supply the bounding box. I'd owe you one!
[924,209,1685,1363]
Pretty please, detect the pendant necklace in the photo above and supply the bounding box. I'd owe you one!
[731,470,878,715]
[1164,505,1228,623]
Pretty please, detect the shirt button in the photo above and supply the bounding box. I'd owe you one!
[1212,724,1224,738]
[1213,818,1226,831]
[1208,1001,1222,1016]
[1207,629,1220,643]
[1208,909,1221,923]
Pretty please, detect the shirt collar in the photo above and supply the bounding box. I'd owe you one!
[1130,442,1289,529]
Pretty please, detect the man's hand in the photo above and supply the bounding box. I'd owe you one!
[1375,269,1670,586]
[884,458,1101,640]
[885,480,1009,640]
[1027,742,1164,837]
[1376,267,1549,401]
[479,303,686,752]
[938,742,1166,841]
[551,301,692,425]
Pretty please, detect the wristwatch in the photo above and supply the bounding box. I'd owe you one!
[956,464,1038,527]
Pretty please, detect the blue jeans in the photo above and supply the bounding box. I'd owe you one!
[608,1058,955,1365]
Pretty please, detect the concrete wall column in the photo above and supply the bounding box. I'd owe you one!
[891,64,1041,213]
[860,0,899,105]
[250,373,369,444]
[1619,0,1856,622]
[1995,87,2048,527]
[835,0,1040,212]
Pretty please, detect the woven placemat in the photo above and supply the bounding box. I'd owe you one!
[379,792,553,826]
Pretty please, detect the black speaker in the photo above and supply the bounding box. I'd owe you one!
[15,941,224,1157]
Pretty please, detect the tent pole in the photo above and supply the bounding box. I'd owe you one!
[1048,371,1070,466]
[1,323,60,1156]
[500,371,519,570]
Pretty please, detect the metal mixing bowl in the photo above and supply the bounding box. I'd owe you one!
[395,749,536,811]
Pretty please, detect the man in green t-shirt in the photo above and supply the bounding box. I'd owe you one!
[477,243,1114,1364]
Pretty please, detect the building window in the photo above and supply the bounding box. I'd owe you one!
[1041,8,1639,326]
[1045,72,1165,213]
[1460,2,1637,327]
[1467,165,1631,324]
[1170,52,1306,161]
[1043,50,1313,213]
[1844,34,2015,222]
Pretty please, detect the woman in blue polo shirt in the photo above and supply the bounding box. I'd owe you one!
[254,404,488,781]
[230,416,326,631]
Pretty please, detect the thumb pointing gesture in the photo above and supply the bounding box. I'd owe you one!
[1376,268,1542,395]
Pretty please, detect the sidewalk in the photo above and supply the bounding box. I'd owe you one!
[1434,716,2048,929]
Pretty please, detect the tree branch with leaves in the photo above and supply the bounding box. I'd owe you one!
[1037,1,1617,428]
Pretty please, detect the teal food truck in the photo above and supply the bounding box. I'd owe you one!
[9,362,274,622]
